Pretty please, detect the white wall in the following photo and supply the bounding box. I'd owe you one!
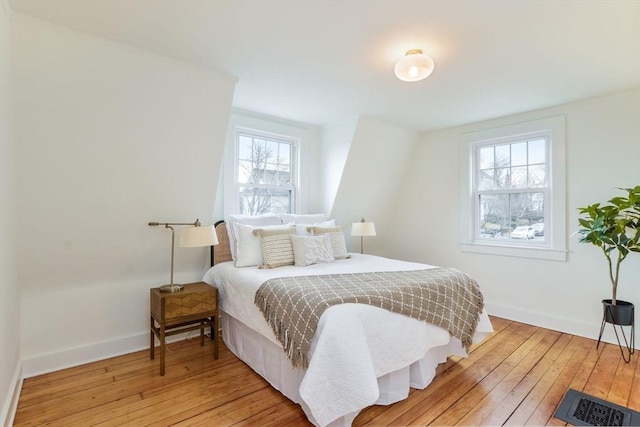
[320,117,358,216]
[389,89,640,347]
[329,116,417,253]
[0,1,21,424]
[216,109,322,220]
[11,14,236,376]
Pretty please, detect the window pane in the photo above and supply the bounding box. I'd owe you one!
[479,194,509,239]
[238,159,253,184]
[277,165,291,186]
[528,164,546,187]
[479,192,545,240]
[528,139,545,164]
[265,140,279,164]
[495,144,510,167]
[495,167,510,189]
[239,187,291,215]
[479,146,494,169]
[510,166,527,188]
[279,142,291,165]
[478,169,495,190]
[508,192,545,239]
[238,136,253,160]
[511,142,527,166]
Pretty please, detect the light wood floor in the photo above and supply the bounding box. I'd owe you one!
[13,316,639,426]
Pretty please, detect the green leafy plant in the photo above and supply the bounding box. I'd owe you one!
[577,186,640,305]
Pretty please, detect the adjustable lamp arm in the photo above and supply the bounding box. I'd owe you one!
[148,219,203,289]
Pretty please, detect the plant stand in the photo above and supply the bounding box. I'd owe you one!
[597,299,635,363]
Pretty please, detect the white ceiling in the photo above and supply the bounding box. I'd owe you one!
[8,0,640,132]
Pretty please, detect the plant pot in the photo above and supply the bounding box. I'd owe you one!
[602,299,635,326]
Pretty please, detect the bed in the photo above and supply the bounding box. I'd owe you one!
[202,219,493,427]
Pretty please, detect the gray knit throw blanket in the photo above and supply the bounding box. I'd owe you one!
[254,268,484,368]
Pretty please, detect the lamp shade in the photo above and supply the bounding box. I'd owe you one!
[394,49,435,82]
[179,225,219,247]
[351,221,376,237]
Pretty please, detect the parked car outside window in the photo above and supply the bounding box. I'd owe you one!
[511,226,535,239]
[532,222,544,236]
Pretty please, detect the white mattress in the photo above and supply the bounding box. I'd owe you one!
[203,254,493,426]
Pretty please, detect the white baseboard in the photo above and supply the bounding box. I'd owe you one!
[486,302,638,350]
[1,361,22,427]
[22,329,206,378]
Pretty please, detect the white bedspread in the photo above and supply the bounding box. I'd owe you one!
[203,254,493,426]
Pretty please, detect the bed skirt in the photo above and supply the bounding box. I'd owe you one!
[220,309,490,426]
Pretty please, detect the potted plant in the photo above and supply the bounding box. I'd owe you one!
[577,186,639,360]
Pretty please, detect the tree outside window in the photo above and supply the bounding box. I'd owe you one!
[236,131,297,215]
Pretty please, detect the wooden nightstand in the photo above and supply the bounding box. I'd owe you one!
[150,281,219,375]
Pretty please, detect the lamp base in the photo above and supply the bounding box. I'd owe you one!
[159,284,183,293]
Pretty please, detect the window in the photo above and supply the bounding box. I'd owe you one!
[459,116,567,261]
[474,135,549,244]
[235,129,298,215]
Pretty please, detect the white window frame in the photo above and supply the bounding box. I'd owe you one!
[460,116,567,261]
[234,127,299,215]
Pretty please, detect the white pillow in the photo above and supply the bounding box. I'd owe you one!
[307,226,350,260]
[291,234,334,267]
[234,223,292,267]
[294,219,336,235]
[280,213,326,224]
[225,213,282,260]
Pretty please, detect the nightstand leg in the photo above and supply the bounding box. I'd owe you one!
[160,325,166,376]
[213,315,219,359]
[199,320,205,346]
[150,316,155,360]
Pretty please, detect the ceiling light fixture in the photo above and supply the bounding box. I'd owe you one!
[394,49,435,82]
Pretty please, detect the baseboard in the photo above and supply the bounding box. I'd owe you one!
[21,329,205,378]
[1,361,22,427]
[486,302,638,349]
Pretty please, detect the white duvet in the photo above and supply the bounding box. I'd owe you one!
[203,254,493,426]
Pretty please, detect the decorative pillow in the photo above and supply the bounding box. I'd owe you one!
[225,214,282,261]
[280,213,326,224]
[253,227,296,269]
[294,219,336,235]
[291,235,334,267]
[234,223,293,267]
[307,226,350,260]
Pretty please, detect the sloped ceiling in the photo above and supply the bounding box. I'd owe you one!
[8,0,640,132]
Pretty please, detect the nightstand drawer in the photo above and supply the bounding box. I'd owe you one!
[150,282,217,323]
[164,290,216,320]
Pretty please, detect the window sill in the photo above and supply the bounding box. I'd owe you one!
[459,242,567,261]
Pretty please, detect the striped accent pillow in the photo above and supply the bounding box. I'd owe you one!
[253,227,295,269]
[307,226,350,260]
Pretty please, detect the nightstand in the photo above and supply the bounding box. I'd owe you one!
[150,281,219,375]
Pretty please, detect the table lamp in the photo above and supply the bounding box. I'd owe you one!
[351,218,376,254]
[148,219,219,292]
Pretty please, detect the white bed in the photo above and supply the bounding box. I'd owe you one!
[203,235,493,426]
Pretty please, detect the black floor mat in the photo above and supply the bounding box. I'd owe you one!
[554,389,640,426]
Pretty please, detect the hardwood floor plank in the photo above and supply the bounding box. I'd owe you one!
[63,366,263,426]
[481,333,573,426]
[229,400,308,427]
[354,321,526,425]
[522,335,593,426]
[627,351,640,411]
[607,345,637,407]
[441,328,561,426]
[375,322,539,426]
[12,317,637,427]
[14,342,227,426]
[582,343,621,399]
